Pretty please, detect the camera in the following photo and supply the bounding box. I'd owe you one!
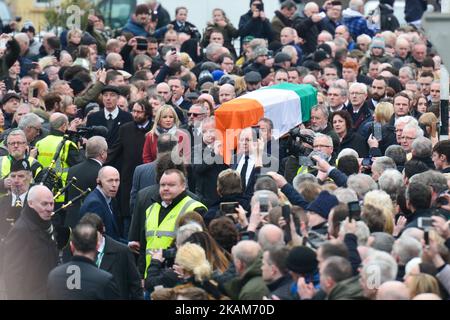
[255,3,264,11]
[162,248,177,260]
[136,38,148,51]
[259,195,269,216]
[287,127,315,157]
[220,202,239,214]
[418,217,433,230]
[436,191,449,207]
[347,201,361,222]
[151,11,158,22]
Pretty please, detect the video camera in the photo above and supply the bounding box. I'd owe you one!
[286,127,315,157]
[67,126,109,144]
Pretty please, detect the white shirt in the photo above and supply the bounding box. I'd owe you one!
[138,120,150,130]
[104,107,119,120]
[236,154,255,187]
[174,96,184,106]
[11,192,27,206]
[90,158,103,166]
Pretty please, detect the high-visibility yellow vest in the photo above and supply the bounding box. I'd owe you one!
[36,135,78,202]
[297,165,309,175]
[0,155,41,179]
[144,196,207,278]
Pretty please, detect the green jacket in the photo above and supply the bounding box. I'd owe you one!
[223,253,269,300]
[74,81,105,110]
[327,275,365,300]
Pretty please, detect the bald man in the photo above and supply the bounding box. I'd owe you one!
[376,281,410,300]
[79,166,126,243]
[3,185,59,299]
[258,224,285,250]
[219,84,236,104]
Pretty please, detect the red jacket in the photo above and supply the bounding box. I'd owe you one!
[142,129,191,163]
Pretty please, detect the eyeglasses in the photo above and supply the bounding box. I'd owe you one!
[349,92,365,96]
[314,145,333,148]
[401,136,415,141]
[188,113,205,117]
[7,141,27,146]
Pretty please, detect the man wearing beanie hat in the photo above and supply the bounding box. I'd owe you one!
[285,246,320,299]
[306,191,339,245]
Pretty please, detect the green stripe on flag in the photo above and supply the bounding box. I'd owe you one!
[263,83,317,122]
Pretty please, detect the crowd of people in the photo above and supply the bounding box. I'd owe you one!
[0,0,449,300]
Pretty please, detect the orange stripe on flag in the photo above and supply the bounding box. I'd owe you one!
[215,98,264,165]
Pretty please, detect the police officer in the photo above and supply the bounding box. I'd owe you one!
[142,169,207,279]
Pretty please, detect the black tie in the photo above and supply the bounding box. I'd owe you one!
[106,114,114,132]
[240,155,249,190]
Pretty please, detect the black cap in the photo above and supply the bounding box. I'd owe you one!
[10,159,32,173]
[21,23,36,34]
[244,71,262,83]
[286,246,318,275]
[1,92,20,105]
[274,52,292,64]
[100,85,121,95]
[313,50,331,63]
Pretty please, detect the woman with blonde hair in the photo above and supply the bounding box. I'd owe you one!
[405,273,441,298]
[374,102,394,124]
[142,105,190,163]
[174,243,225,299]
[363,190,395,234]
[419,112,439,146]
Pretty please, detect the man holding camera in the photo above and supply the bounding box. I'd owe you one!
[141,169,206,279]
[238,1,274,49]
[35,113,82,205]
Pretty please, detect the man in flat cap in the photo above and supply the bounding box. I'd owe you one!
[86,85,133,147]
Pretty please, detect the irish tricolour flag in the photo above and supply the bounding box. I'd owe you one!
[215,83,317,163]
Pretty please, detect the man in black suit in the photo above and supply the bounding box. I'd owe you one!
[0,159,32,243]
[65,136,108,229]
[3,185,59,300]
[80,213,143,300]
[232,127,279,198]
[86,86,133,147]
[106,100,152,238]
[47,222,120,300]
[129,133,178,214]
[168,77,192,111]
[79,166,126,244]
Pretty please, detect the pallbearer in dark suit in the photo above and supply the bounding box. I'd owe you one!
[0,159,32,242]
[65,136,108,229]
[86,86,133,147]
[232,127,279,197]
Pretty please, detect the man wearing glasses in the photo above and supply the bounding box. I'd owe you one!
[345,82,373,133]
[0,129,42,193]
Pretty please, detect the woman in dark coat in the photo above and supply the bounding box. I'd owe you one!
[332,110,369,158]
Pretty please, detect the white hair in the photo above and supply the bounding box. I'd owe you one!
[392,236,422,266]
[362,250,398,285]
[349,82,368,95]
[333,188,358,204]
[394,116,418,127]
[337,148,359,160]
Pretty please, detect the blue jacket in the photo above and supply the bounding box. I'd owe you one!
[122,19,149,37]
[342,8,378,40]
[79,188,126,244]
